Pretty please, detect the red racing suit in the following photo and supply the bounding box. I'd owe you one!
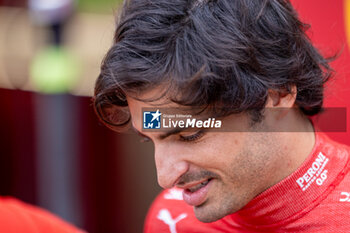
[144,132,350,232]
[0,197,85,233]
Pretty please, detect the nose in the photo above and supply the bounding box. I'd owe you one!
[154,143,189,189]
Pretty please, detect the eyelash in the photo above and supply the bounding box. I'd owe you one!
[179,130,205,142]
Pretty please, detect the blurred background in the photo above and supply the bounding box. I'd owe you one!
[0,0,349,232]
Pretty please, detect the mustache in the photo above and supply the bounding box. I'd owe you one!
[177,170,219,185]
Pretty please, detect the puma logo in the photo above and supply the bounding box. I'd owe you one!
[157,209,187,233]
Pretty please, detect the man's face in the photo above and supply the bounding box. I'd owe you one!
[127,92,288,223]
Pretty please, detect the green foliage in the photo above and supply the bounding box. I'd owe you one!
[77,0,124,14]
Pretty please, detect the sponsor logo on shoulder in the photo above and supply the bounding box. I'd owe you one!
[296,152,329,191]
[157,209,187,233]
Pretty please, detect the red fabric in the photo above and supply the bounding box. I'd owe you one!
[0,197,85,233]
[144,132,350,232]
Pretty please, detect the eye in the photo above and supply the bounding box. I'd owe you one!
[179,130,205,142]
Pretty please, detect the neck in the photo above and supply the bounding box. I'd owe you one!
[271,109,316,187]
[231,130,348,227]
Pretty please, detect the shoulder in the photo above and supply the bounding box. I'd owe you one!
[144,188,235,233]
[0,196,85,233]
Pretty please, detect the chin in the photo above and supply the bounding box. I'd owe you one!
[194,212,222,223]
[193,204,235,223]
[193,197,246,223]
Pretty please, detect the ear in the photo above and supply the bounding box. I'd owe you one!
[264,86,297,121]
[265,85,297,108]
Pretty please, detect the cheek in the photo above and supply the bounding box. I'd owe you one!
[231,133,283,188]
[197,133,249,176]
[214,133,278,185]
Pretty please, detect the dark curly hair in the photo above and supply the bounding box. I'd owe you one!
[93,0,333,130]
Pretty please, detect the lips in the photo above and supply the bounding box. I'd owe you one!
[182,178,213,206]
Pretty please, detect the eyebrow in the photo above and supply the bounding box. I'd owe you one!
[131,125,185,140]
